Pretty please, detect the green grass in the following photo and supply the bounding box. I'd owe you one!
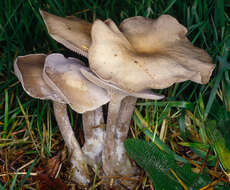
[0,0,230,189]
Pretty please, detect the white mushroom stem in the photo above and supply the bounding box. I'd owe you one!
[102,92,139,189]
[53,102,90,185]
[82,107,105,170]
[115,96,138,175]
[117,96,137,144]
[102,91,126,175]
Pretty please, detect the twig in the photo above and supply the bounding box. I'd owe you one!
[0,172,38,177]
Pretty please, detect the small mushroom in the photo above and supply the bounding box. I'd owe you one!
[14,53,110,185]
[43,53,110,171]
[80,67,164,188]
[14,54,90,185]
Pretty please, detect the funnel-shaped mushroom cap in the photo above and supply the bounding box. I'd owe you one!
[14,54,64,103]
[40,10,91,57]
[89,15,215,93]
[43,54,110,113]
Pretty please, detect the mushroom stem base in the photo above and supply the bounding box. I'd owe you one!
[82,107,105,170]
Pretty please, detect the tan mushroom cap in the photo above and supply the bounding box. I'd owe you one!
[80,67,165,100]
[119,15,188,54]
[43,53,110,113]
[89,15,215,93]
[40,10,91,57]
[14,54,64,103]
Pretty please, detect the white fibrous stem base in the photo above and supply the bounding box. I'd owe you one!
[103,92,139,189]
[115,96,138,175]
[82,107,105,170]
[53,102,90,185]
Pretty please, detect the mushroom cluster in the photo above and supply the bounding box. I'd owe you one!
[14,10,215,189]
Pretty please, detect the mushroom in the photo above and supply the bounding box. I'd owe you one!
[85,16,215,187]
[14,53,110,185]
[43,53,110,171]
[39,11,215,188]
[80,67,164,188]
[39,12,152,186]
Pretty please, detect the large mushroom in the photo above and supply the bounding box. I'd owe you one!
[86,16,215,185]
[14,53,110,185]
